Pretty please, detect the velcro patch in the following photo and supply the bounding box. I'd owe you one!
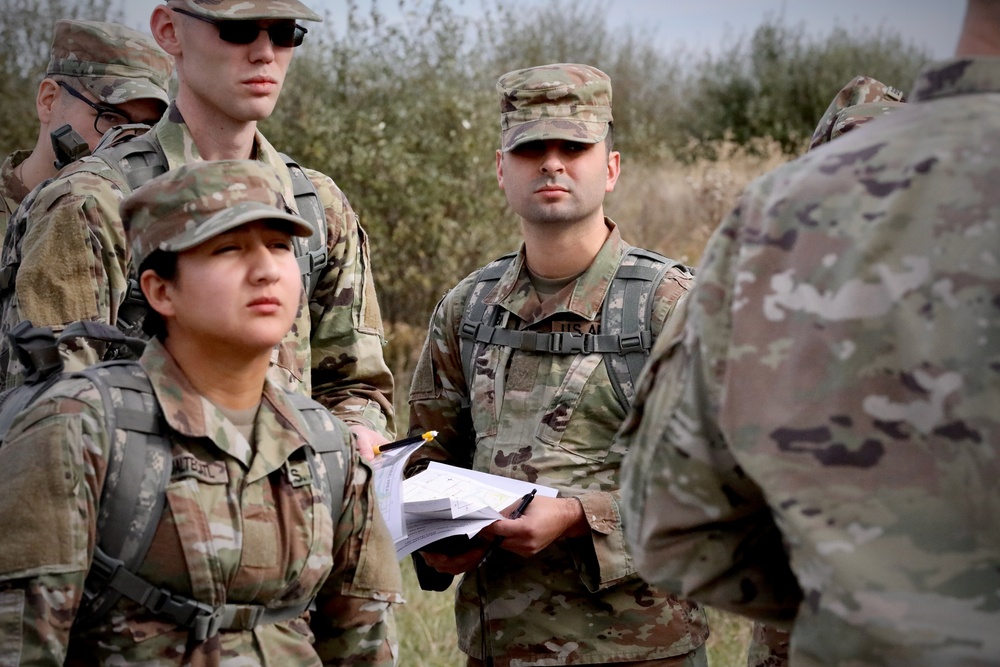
[171,454,229,485]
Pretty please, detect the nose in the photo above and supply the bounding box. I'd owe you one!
[247,27,276,63]
[249,242,281,283]
[539,147,565,175]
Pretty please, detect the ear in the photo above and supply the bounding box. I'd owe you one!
[36,79,60,126]
[605,149,621,194]
[495,149,505,189]
[140,268,177,320]
[150,5,181,56]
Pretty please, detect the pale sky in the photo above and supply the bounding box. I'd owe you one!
[120,0,964,60]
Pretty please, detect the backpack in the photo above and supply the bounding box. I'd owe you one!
[0,320,348,641]
[458,247,688,412]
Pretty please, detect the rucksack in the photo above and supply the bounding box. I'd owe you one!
[0,320,348,641]
[458,247,688,412]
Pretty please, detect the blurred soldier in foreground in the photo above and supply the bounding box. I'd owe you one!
[407,63,708,666]
[0,19,170,235]
[620,1,1000,665]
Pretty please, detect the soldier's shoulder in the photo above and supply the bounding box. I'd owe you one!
[28,156,129,216]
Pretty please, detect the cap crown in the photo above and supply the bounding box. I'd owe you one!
[122,159,312,267]
[496,63,613,151]
[47,19,172,106]
[166,0,322,22]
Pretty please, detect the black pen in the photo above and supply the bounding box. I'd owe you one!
[478,489,536,567]
[373,430,437,456]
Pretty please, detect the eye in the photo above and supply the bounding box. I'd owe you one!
[510,141,545,157]
[562,141,589,153]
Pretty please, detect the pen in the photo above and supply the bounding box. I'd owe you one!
[372,430,437,456]
[478,488,536,568]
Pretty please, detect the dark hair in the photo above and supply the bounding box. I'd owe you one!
[137,249,178,340]
[605,122,615,153]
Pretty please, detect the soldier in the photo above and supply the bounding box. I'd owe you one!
[406,63,708,666]
[0,0,396,460]
[0,159,402,664]
[619,1,1000,665]
[0,19,171,236]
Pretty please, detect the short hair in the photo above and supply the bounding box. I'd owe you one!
[138,249,178,340]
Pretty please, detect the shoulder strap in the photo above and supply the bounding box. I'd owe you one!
[601,247,685,410]
[457,253,517,406]
[95,132,169,192]
[279,152,328,299]
[284,390,347,525]
[73,360,173,625]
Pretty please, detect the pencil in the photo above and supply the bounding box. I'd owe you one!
[373,430,437,456]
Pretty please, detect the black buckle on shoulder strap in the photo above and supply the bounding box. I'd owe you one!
[549,331,586,354]
[619,333,647,353]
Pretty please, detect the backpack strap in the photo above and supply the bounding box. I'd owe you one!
[279,152,328,299]
[456,248,688,412]
[76,363,349,640]
[600,247,685,410]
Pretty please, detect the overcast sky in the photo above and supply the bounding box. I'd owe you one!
[121,0,964,61]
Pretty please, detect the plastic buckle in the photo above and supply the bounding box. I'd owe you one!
[551,332,585,354]
[189,603,225,641]
[619,334,645,353]
[459,322,479,340]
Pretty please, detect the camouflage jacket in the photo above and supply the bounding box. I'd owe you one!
[0,149,30,239]
[0,337,403,665]
[408,221,708,665]
[619,57,1000,666]
[0,104,394,436]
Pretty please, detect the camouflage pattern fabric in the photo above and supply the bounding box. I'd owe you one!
[46,19,173,106]
[0,150,30,238]
[121,158,314,263]
[167,0,322,22]
[619,57,1000,666]
[0,102,395,436]
[0,337,403,664]
[408,221,709,666]
[808,75,906,151]
[497,63,613,151]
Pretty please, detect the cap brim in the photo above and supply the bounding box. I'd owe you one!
[502,118,608,151]
[164,203,314,254]
[79,76,171,107]
[168,0,322,22]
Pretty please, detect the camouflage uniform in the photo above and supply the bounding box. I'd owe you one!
[0,101,394,433]
[0,158,403,665]
[619,57,1000,666]
[0,19,172,237]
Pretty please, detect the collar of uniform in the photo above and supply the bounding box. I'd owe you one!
[139,338,313,479]
[486,219,626,324]
[155,103,298,208]
[1,149,33,204]
[909,57,1000,103]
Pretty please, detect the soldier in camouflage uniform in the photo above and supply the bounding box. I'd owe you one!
[619,1,1000,664]
[0,158,402,665]
[0,19,171,236]
[406,63,709,666]
[0,0,396,458]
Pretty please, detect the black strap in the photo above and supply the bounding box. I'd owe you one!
[280,152,328,298]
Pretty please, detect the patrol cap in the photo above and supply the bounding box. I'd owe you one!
[122,159,314,268]
[46,19,172,107]
[809,75,906,150]
[497,63,613,152]
[164,0,322,22]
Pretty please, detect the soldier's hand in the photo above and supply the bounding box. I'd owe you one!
[348,424,387,461]
[419,543,489,575]
[480,496,587,557]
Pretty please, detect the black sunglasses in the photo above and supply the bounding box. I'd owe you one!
[172,7,307,48]
[56,81,134,135]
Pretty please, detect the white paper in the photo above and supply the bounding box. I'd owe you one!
[369,440,426,544]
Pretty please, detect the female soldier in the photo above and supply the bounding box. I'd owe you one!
[0,159,401,665]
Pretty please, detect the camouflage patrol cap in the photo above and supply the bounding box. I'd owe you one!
[46,20,172,107]
[497,63,613,152]
[121,159,313,268]
[164,0,322,22]
[808,75,907,150]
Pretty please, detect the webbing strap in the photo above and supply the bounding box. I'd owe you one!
[281,153,328,298]
[460,323,651,355]
[89,547,312,641]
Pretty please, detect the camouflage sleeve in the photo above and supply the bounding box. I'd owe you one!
[0,387,109,663]
[618,201,802,627]
[313,433,404,666]
[17,164,130,332]
[572,266,696,592]
[406,278,478,468]
[305,170,395,439]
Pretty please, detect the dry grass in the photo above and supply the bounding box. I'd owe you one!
[387,146,788,666]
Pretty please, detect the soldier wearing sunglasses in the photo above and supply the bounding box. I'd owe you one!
[0,2,403,663]
[0,19,171,237]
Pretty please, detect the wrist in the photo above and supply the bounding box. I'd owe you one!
[561,497,589,538]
